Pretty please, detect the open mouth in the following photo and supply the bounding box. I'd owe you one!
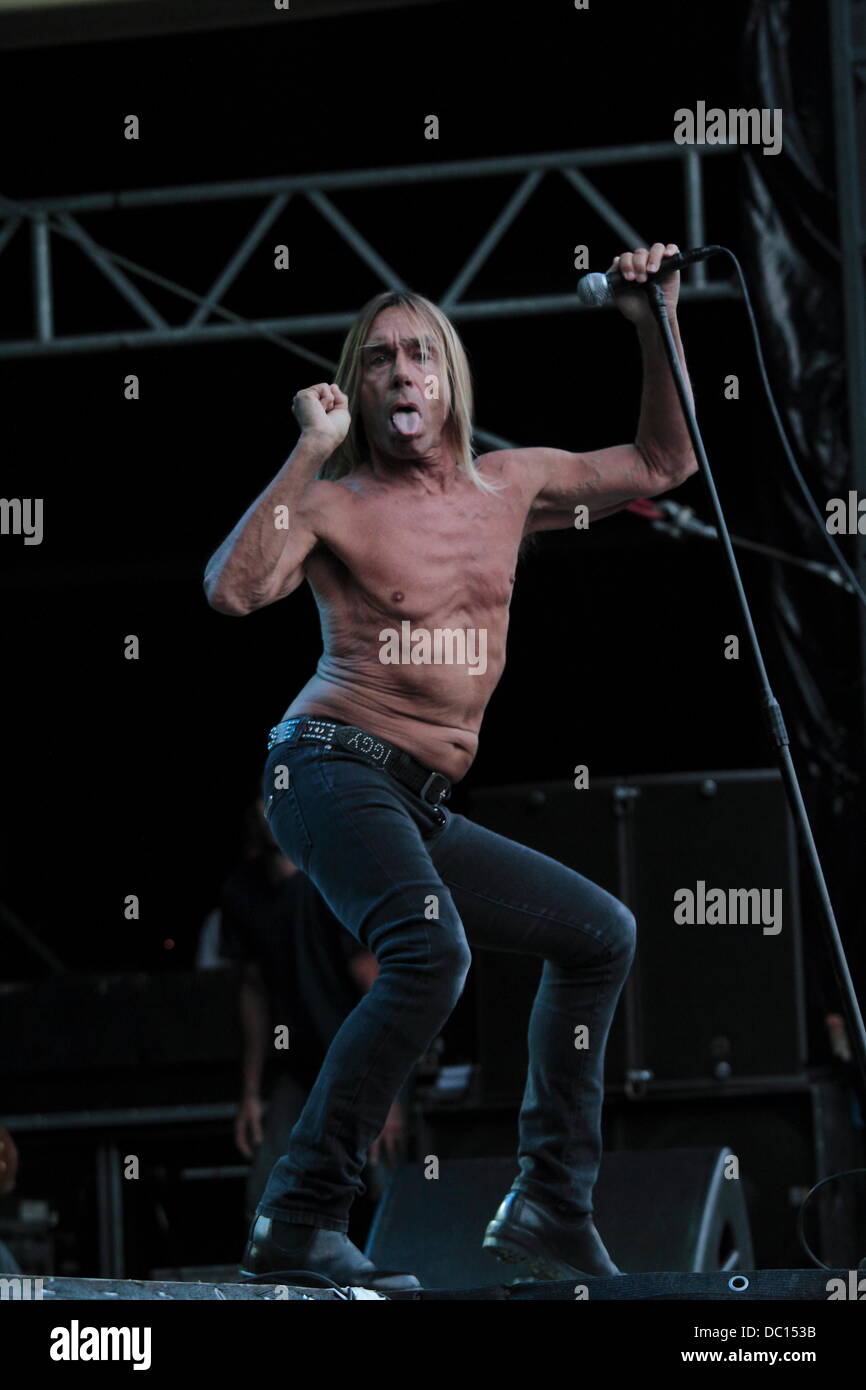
[389,405,423,438]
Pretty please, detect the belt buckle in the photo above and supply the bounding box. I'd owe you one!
[420,771,449,804]
[300,719,337,745]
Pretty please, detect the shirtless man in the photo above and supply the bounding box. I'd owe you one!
[205,242,698,1292]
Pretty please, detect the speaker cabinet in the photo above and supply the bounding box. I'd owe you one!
[366,1149,752,1288]
[466,769,807,1095]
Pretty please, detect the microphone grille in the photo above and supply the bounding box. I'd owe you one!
[576,272,611,308]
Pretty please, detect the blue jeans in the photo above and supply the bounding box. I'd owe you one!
[256,738,636,1233]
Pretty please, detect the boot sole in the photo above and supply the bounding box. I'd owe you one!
[483,1226,596,1281]
[239,1266,343,1289]
[239,1265,419,1293]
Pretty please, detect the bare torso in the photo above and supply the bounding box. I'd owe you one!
[282,453,533,781]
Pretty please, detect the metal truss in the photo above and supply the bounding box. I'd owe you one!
[0,141,737,365]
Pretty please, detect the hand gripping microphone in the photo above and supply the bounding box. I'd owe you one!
[576,245,723,306]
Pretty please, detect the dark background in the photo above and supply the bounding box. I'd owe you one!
[0,0,854,994]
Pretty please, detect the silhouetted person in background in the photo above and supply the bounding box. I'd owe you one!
[0,1128,22,1274]
[218,800,408,1227]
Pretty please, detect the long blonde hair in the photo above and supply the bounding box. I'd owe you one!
[318,290,503,496]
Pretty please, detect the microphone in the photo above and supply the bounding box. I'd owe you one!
[576,245,723,307]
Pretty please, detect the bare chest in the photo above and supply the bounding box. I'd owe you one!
[313,482,526,622]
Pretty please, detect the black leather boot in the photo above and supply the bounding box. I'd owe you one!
[483,1190,623,1279]
[239,1214,422,1292]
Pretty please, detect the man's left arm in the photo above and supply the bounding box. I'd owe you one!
[518,242,699,532]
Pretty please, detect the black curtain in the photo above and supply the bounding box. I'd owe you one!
[741,0,866,1014]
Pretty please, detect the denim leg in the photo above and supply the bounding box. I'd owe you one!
[429,808,636,1216]
[255,745,471,1230]
[245,1073,310,1224]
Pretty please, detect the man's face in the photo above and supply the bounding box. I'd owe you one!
[357,307,450,461]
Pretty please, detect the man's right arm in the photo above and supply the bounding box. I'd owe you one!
[203,381,350,616]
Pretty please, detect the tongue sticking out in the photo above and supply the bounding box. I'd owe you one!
[392,409,422,437]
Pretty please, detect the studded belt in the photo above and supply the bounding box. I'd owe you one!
[266,717,452,805]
